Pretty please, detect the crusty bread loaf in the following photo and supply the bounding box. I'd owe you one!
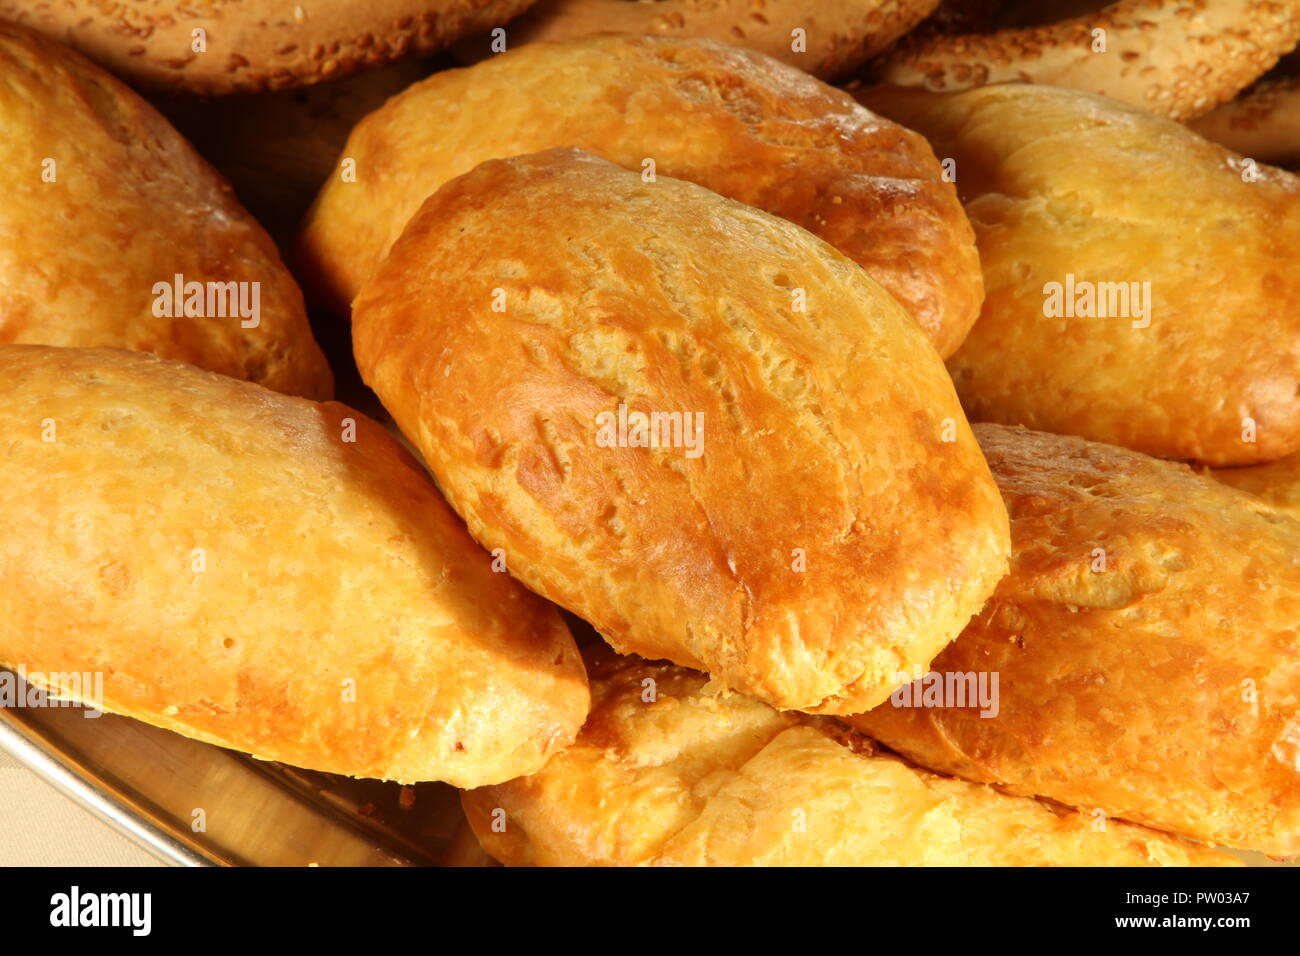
[0,20,331,399]
[855,82,1300,466]
[844,424,1300,857]
[353,147,1010,715]
[0,0,536,94]
[462,649,1236,866]
[0,346,588,786]
[298,34,982,356]
[1212,451,1300,521]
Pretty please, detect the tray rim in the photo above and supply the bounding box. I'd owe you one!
[0,706,210,867]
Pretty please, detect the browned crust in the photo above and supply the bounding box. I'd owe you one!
[454,0,941,79]
[856,82,1300,466]
[352,147,1011,715]
[462,647,1237,866]
[0,19,332,398]
[845,424,1300,857]
[297,33,983,357]
[0,0,537,94]
[1189,76,1300,167]
[0,345,590,786]
[869,0,1300,120]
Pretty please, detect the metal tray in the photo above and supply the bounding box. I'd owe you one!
[0,669,492,866]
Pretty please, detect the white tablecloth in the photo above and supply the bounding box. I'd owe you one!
[0,748,163,866]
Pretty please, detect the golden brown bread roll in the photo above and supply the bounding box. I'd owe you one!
[0,345,588,786]
[297,34,983,357]
[454,0,940,80]
[0,0,535,94]
[462,649,1237,866]
[844,423,1300,857]
[0,21,331,400]
[1212,451,1300,520]
[352,147,1012,715]
[855,82,1300,466]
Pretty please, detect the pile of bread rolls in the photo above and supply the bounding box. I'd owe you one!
[1,1,1298,867]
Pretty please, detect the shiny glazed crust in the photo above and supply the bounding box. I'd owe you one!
[857,82,1300,466]
[0,20,332,399]
[846,424,1300,857]
[0,346,589,786]
[462,649,1237,866]
[297,33,983,357]
[352,148,1011,715]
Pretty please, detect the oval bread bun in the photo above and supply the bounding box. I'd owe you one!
[0,346,589,787]
[844,424,1300,857]
[856,82,1300,466]
[353,147,1011,716]
[0,20,332,399]
[462,648,1237,866]
[298,33,983,357]
[0,0,537,94]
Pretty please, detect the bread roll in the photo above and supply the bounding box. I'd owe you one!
[855,82,1300,466]
[0,21,331,400]
[0,0,535,94]
[453,0,940,81]
[1212,451,1300,520]
[353,147,1011,715]
[298,34,982,357]
[0,346,588,786]
[461,649,1236,866]
[844,424,1300,856]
